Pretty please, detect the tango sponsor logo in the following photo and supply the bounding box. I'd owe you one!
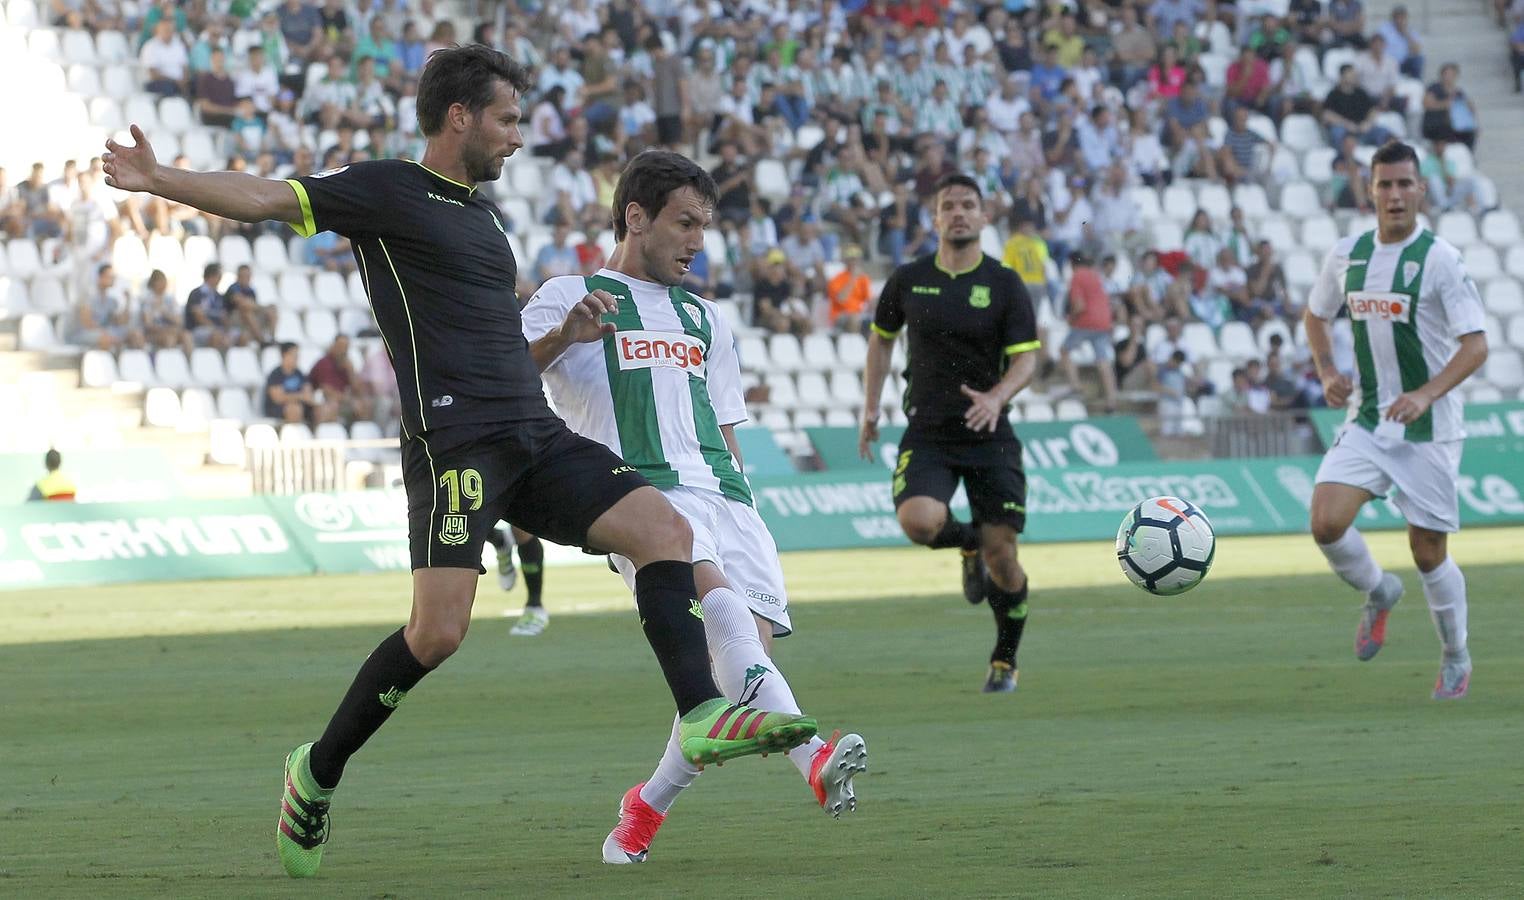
[615,330,706,375]
[1347,291,1413,324]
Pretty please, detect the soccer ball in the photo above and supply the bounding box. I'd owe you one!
[1115,496,1216,595]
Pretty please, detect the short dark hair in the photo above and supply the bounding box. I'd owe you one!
[416,44,532,137]
[612,150,719,242]
[933,172,983,202]
[44,448,61,471]
[204,262,221,279]
[279,341,298,356]
[1371,139,1419,170]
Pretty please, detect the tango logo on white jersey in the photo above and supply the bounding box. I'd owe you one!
[615,330,706,375]
[1347,291,1414,325]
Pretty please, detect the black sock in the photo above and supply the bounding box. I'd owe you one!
[988,580,1030,667]
[930,517,980,551]
[519,536,545,608]
[634,560,721,716]
[308,628,433,790]
[486,526,508,551]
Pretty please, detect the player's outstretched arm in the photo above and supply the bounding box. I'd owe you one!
[102,124,301,226]
[527,289,618,372]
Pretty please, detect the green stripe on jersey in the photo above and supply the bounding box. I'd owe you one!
[1392,231,1435,441]
[587,274,677,488]
[1345,232,1380,431]
[670,286,752,506]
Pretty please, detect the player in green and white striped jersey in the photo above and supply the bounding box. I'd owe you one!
[522,151,867,863]
[1303,141,1490,699]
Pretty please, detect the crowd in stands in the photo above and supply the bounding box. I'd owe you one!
[2,0,1515,442]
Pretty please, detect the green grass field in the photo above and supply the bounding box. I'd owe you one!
[4,529,1522,899]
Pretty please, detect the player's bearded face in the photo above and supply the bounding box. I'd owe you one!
[462,85,524,183]
[1371,160,1424,236]
[935,186,986,248]
[639,186,713,286]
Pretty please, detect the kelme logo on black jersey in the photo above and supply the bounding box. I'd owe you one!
[428,191,465,208]
[310,165,349,179]
[969,285,992,308]
[911,285,941,295]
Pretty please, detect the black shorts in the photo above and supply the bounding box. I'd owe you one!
[401,418,648,571]
[655,114,683,145]
[891,435,1028,532]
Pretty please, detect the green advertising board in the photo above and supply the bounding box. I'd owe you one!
[0,497,309,589]
[264,490,413,574]
[749,448,1524,552]
[0,449,182,505]
[806,416,1158,473]
[1312,402,1524,454]
[734,427,796,477]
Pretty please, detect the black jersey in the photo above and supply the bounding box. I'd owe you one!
[287,159,556,439]
[872,252,1040,440]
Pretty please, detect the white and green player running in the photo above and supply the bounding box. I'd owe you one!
[521,150,867,863]
[1304,140,1489,700]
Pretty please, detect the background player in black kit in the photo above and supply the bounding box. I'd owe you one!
[858,174,1041,694]
[101,44,814,878]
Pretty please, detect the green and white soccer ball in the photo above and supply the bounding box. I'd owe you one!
[1115,496,1216,595]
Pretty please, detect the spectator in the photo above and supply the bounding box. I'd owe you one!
[1009,111,1046,177]
[1112,6,1158,90]
[1513,17,1524,92]
[1329,133,1373,211]
[879,180,933,267]
[309,334,372,425]
[27,449,75,502]
[528,85,571,159]
[1422,138,1480,213]
[781,218,830,295]
[1264,352,1302,411]
[1222,366,1257,414]
[1247,14,1294,62]
[1421,63,1479,150]
[1150,315,1193,370]
[67,171,119,265]
[397,21,426,78]
[1329,0,1367,49]
[194,48,240,127]
[1289,0,1330,50]
[1218,107,1270,187]
[710,142,754,226]
[318,0,354,55]
[1207,247,1252,324]
[235,45,280,114]
[1183,210,1222,271]
[264,341,324,424]
[1355,34,1403,112]
[1245,240,1292,320]
[184,262,232,350]
[1075,104,1122,174]
[1147,44,1187,100]
[228,98,267,161]
[647,36,686,148]
[1225,44,1273,116]
[69,263,131,351]
[224,263,276,344]
[1224,207,1255,267]
[752,248,811,336]
[1125,108,1170,187]
[986,75,1031,136]
[826,244,871,334]
[546,149,599,231]
[1269,39,1320,120]
[1322,64,1390,147]
[1114,313,1157,391]
[136,269,192,354]
[353,16,401,86]
[1157,350,1197,435]
[1091,163,1142,258]
[141,18,189,98]
[278,0,325,63]
[1059,252,1119,411]
[352,56,397,128]
[1049,173,1093,267]
[1128,250,1172,323]
[360,341,398,425]
[1165,79,1217,179]
[532,223,582,287]
[617,80,657,149]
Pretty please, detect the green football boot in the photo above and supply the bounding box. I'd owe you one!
[677,698,817,769]
[277,742,333,878]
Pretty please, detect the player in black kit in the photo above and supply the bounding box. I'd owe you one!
[102,44,814,878]
[859,174,1041,694]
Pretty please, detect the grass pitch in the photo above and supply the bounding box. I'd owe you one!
[3,529,1522,898]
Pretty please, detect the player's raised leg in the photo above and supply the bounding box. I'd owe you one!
[586,486,816,764]
[980,523,1028,693]
[488,523,517,591]
[897,494,984,604]
[1310,481,1403,661]
[1410,526,1471,699]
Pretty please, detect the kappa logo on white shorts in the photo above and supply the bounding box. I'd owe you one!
[1347,291,1414,325]
[615,330,706,376]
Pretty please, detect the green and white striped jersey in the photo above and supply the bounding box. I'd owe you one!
[521,270,753,505]
[1308,228,1486,443]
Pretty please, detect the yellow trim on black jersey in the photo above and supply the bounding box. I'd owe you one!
[871,323,900,340]
[934,253,983,279]
[1005,339,1042,355]
[378,238,429,433]
[285,179,317,237]
[407,159,477,194]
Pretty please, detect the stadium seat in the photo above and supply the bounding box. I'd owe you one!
[182,234,217,274]
[346,270,369,305]
[111,234,150,284]
[1149,219,1184,251]
[1258,215,1295,251]
[6,0,38,27]
[1218,322,1257,362]
[1301,147,1335,184]
[1055,398,1087,421]
[1257,319,1293,356]
[0,278,30,320]
[94,28,129,63]
[1469,384,1504,404]
[122,94,161,133]
[1181,322,1220,360]
[1504,247,1524,281]
[1436,211,1478,249]
[1280,115,1322,153]
[217,386,256,421]
[249,234,288,274]
[823,409,856,427]
[154,348,192,389]
[792,409,824,430]
[313,271,348,310]
[145,232,183,277]
[67,63,101,96]
[273,308,305,343]
[1375,111,1406,139]
[59,28,96,64]
[144,387,182,428]
[178,387,216,429]
[880,375,903,411]
[767,334,805,372]
[800,333,836,370]
[1196,183,1232,221]
[244,422,279,448]
[1481,210,1522,248]
[1506,314,1524,349]
[277,271,316,310]
[1279,182,1321,220]
[18,313,63,350]
[764,374,798,408]
[315,422,348,441]
[1131,186,1162,222]
[1022,399,1055,422]
[7,239,41,279]
[304,309,339,347]
[280,422,314,444]
[87,96,124,132]
[836,332,868,370]
[1468,246,1501,283]
[1231,184,1270,221]
[26,28,60,59]
[1443,142,1475,179]
[116,349,155,386]
[1205,358,1235,394]
[100,64,134,99]
[1161,184,1195,223]
[158,96,195,135]
[29,276,68,316]
[339,308,373,337]
[80,349,118,387]
[190,347,229,387]
[1484,350,1524,391]
[795,123,826,151]
[181,131,217,170]
[1300,215,1339,254]
[737,334,769,371]
[795,372,830,410]
[217,235,254,271]
[1484,280,1524,317]
[754,159,790,203]
[758,408,791,434]
[828,370,861,410]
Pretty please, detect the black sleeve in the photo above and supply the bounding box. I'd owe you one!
[871,267,906,338]
[286,160,392,239]
[1001,269,1040,354]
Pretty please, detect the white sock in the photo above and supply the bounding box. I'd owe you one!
[1420,556,1468,654]
[638,716,697,814]
[702,586,825,779]
[1316,528,1384,594]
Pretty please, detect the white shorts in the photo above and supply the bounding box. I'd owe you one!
[612,485,792,636]
[1314,423,1464,533]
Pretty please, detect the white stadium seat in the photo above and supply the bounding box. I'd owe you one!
[280,422,314,444]
[736,334,769,371]
[800,333,836,370]
[60,28,96,64]
[253,233,289,272]
[178,387,216,429]
[101,64,135,99]
[1301,147,1336,184]
[244,422,279,447]
[1467,246,1501,283]
[313,271,349,310]
[1300,215,1339,255]
[1181,322,1220,360]
[1161,184,1195,223]
[1484,350,1524,391]
[88,96,124,132]
[828,371,861,410]
[1279,114,1322,153]
[274,308,305,343]
[767,334,805,372]
[795,372,830,410]
[1231,184,1270,220]
[217,387,256,422]
[1436,211,1478,249]
[190,347,229,387]
[304,309,339,347]
[225,345,263,388]
[159,96,195,135]
[277,271,316,310]
[217,235,254,271]
[836,332,868,370]
[153,349,192,389]
[1131,186,1162,222]
[792,409,824,430]
[1217,321,1258,361]
[1484,280,1524,317]
[1257,319,1293,356]
[1022,399,1055,422]
[95,29,130,64]
[29,276,68,316]
[1055,398,1087,421]
[315,422,348,441]
[67,63,101,96]
[764,374,798,408]
[144,387,182,428]
[80,349,118,387]
[1196,183,1232,221]
[18,313,63,350]
[1481,210,1522,249]
[754,159,790,203]
[1278,182,1321,220]
[116,349,156,386]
